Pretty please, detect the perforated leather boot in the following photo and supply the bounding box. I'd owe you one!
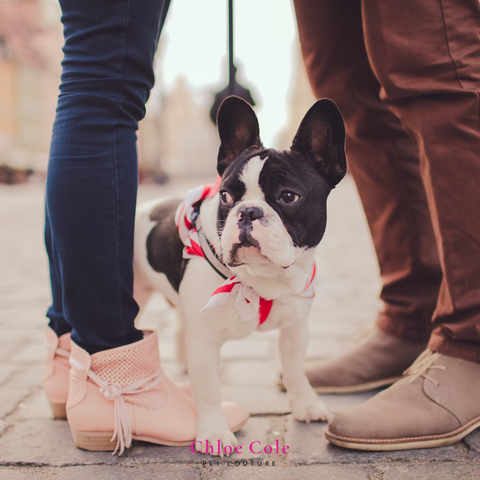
[67,331,248,454]
[43,326,71,419]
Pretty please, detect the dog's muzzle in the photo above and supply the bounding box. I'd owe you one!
[235,206,263,247]
[237,206,264,228]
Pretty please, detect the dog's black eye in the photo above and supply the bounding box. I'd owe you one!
[280,191,300,204]
[220,190,233,204]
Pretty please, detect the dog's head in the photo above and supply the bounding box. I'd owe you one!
[212,96,346,278]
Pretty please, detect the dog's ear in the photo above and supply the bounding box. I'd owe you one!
[291,99,347,186]
[217,96,263,176]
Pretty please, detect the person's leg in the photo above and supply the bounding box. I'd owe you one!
[294,0,442,341]
[45,0,170,354]
[45,214,71,338]
[43,1,249,453]
[292,0,440,393]
[42,0,170,423]
[362,0,480,363]
[326,0,480,450]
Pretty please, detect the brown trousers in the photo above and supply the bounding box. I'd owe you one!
[294,0,480,363]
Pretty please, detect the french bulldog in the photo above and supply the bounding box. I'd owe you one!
[133,96,347,455]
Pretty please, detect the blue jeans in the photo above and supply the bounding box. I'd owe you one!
[45,0,171,354]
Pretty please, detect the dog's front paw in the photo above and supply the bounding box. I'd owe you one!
[195,423,238,458]
[292,398,329,423]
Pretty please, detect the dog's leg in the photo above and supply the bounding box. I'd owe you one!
[132,267,154,326]
[278,305,329,422]
[180,259,241,456]
[175,309,188,373]
[186,334,238,457]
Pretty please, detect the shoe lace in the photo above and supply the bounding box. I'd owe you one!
[70,357,164,456]
[403,350,446,386]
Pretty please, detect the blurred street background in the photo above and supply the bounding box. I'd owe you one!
[0,0,313,184]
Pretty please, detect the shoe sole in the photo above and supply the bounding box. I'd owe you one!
[71,416,250,452]
[277,376,402,394]
[325,415,480,451]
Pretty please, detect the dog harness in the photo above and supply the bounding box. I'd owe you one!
[174,180,316,326]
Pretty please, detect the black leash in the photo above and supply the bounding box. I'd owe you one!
[209,0,256,124]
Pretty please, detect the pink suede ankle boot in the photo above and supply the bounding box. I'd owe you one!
[43,326,71,419]
[67,331,248,455]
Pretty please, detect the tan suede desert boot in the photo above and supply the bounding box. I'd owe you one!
[303,328,427,393]
[325,350,480,450]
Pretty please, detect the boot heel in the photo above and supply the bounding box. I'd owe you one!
[70,428,115,451]
[49,402,67,420]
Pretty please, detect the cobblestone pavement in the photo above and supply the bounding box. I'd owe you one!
[0,176,479,479]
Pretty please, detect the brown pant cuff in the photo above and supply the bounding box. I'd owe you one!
[376,313,432,343]
[428,329,480,364]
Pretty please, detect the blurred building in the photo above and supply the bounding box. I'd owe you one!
[275,45,316,149]
[0,2,313,184]
[0,0,63,182]
[152,76,218,179]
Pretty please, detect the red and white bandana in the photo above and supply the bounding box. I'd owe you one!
[174,178,221,259]
[174,180,316,326]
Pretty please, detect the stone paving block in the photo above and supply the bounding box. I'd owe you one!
[220,339,275,361]
[128,416,271,464]
[244,331,278,342]
[216,464,370,480]
[0,330,38,345]
[0,420,121,466]
[231,416,274,461]
[382,463,480,480]
[0,307,46,322]
[220,386,290,416]
[2,319,45,332]
[8,307,44,319]
[220,360,281,387]
[464,429,480,453]
[308,318,365,339]
[318,390,378,415]
[0,294,48,311]
[0,468,43,480]
[8,344,46,364]
[0,417,270,468]
[160,361,190,384]
[139,305,176,330]
[305,338,343,359]
[7,389,52,421]
[311,301,378,326]
[0,365,21,386]
[283,415,465,465]
[0,465,201,480]
[0,387,30,419]
[127,441,201,465]
[0,343,24,362]
[157,340,176,362]
[0,420,9,436]
[5,365,44,389]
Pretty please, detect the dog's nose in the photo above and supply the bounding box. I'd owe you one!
[237,206,264,226]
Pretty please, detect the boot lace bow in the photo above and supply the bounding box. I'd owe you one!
[91,368,164,455]
[70,356,164,455]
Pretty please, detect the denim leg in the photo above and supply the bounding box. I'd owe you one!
[45,0,171,354]
[45,213,71,337]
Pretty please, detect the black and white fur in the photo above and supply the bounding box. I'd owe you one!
[134,96,347,455]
